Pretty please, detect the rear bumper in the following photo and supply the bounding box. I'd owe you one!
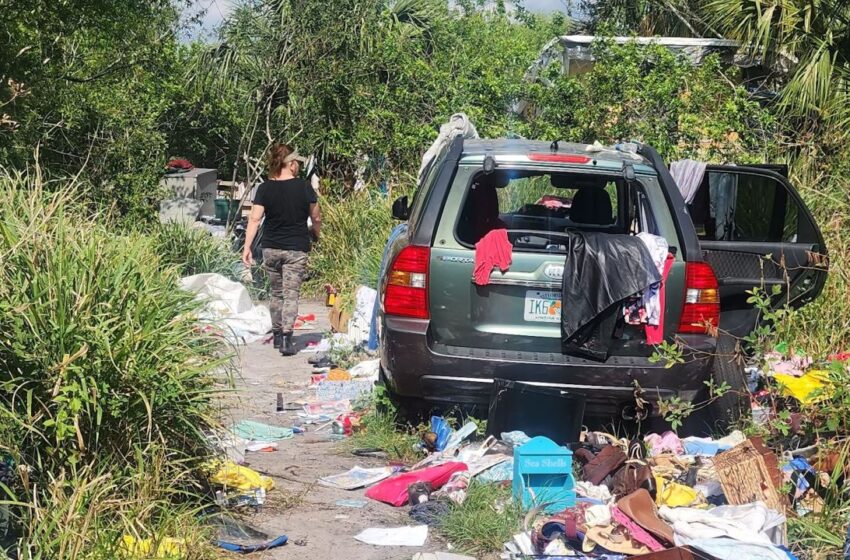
[380,316,716,417]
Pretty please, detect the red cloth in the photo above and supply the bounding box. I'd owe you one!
[473,228,512,286]
[166,158,193,170]
[365,462,467,506]
[645,254,674,345]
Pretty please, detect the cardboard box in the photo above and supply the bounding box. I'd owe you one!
[329,303,351,333]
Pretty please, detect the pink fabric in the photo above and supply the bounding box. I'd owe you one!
[365,462,467,506]
[765,351,812,377]
[645,253,674,344]
[473,228,512,285]
[611,505,665,552]
[644,431,684,456]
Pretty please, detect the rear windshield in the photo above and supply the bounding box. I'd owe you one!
[455,168,653,250]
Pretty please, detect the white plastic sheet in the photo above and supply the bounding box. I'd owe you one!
[180,273,271,345]
[347,285,377,346]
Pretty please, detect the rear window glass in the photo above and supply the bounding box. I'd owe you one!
[455,169,643,248]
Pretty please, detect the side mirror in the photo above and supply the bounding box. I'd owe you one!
[392,196,410,221]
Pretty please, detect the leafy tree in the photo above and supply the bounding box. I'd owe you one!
[523,40,777,162]
[194,0,555,188]
[0,0,194,221]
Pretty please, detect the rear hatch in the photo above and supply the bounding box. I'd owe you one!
[428,158,686,358]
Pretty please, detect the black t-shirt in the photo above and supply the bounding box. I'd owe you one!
[253,178,317,252]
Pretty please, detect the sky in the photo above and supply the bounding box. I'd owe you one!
[184,0,575,40]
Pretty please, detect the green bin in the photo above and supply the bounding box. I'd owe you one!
[214,199,241,222]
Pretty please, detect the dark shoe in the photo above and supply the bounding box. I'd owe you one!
[273,330,283,349]
[311,356,337,369]
[280,333,296,356]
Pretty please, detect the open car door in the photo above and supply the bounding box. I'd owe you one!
[686,166,828,337]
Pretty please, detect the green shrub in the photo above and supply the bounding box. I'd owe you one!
[0,170,229,557]
[150,222,239,279]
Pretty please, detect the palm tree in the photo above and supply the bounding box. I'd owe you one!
[703,0,850,135]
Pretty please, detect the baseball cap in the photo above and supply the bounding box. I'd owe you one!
[283,151,307,164]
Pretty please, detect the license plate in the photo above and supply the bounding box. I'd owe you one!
[523,290,562,323]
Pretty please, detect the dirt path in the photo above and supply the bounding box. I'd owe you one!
[220,300,437,560]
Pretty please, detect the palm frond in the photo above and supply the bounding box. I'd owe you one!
[780,41,837,116]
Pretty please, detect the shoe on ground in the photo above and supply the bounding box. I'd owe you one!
[280,333,296,356]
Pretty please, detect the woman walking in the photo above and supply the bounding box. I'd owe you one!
[242,143,321,355]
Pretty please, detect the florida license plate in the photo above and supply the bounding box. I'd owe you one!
[523,290,562,323]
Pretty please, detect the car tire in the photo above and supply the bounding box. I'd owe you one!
[376,368,425,423]
[708,333,750,428]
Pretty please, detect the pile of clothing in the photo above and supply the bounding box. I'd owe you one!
[506,430,802,560]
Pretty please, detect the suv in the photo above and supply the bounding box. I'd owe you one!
[377,138,827,427]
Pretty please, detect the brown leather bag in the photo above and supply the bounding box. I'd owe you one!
[612,459,654,497]
[617,488,675,544]
[581,445,627,485]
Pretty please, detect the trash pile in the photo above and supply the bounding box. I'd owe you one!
[305,351,850,559]
[500,430,796,559]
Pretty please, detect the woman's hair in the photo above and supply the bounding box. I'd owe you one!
[267,143,295,177]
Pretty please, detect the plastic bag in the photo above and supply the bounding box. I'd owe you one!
[210,462,274,492]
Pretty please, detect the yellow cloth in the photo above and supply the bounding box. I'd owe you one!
[773,370,831,404]
[654,475,700,507]
[209,461,274,491]
[120,536,184,558]
[327,368,352,381]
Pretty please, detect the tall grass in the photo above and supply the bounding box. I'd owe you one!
[439,482,524,556]
[150,222,240,280]
[0,169,229,557]
[771,150,850,354]
[305,189,403,298]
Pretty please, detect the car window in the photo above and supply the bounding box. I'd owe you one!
[455,169,636,246]
[688,171,800,243]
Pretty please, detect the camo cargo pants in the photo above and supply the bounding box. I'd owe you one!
[262,249,308,333]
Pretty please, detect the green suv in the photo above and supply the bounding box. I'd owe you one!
[378,138,827,424]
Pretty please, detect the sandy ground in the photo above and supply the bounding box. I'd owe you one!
[219,300,444,560]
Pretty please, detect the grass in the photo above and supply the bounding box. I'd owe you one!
[0,169,230,557]
[439,481,524,556]
[785,440,850,559]
[345,406,424,463]
[150,221,240,280]
[305,188,404,301]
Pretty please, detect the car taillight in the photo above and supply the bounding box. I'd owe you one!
[677,262,720,334]
[384,245,430,319]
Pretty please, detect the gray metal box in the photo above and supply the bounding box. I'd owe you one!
[160,168,218,218]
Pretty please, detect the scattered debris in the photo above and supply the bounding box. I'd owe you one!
[366,462,468,507]
[335,498,368,508]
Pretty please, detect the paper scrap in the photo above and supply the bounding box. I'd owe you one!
[354,525,428,547]
[318,466,396,490]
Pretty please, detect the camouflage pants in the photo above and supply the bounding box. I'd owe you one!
[263,249,308,333]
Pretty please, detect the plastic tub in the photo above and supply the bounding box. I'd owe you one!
[486,378,586,445]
